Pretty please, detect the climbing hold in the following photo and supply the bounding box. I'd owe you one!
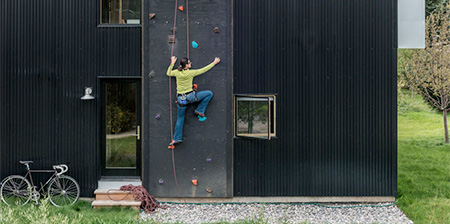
[168,145,175,150]
[159,179,164,185]
[193,84,198,90]
[149,70,156,78]
[206,158,212,163]
[155,114,160,120]
[206,188,213,193]
[168,35,175,44]
[149,13,156,20]
[192,41,198,49]
[191,179,198,186]
[198,115,207,122]
[214,27,220,33]
[170,27,177,33]
[178,6,184,12]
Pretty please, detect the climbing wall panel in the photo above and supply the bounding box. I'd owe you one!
[143,0,232,197]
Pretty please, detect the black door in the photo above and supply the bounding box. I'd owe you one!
[100,78,141,176]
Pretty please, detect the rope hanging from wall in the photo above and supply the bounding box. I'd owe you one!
[167,0,189,203]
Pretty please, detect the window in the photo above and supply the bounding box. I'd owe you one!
[235,95,276,139]
[101,0,141,24]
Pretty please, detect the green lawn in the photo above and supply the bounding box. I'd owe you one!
[0,199,141,224]
[397,90,450,223]
[106,136,136,167]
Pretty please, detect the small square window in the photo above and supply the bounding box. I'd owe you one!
[235,95,276,139]
[101,0,141,24]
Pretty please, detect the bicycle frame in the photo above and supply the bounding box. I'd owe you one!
[24,169,58,193]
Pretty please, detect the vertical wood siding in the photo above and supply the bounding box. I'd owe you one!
[0,0,141,196]
[233,0,397,196]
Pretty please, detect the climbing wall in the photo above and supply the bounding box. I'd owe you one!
[143,0,232,197]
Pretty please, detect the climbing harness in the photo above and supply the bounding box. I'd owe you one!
[177,94,189,106]
[175,86,198,107]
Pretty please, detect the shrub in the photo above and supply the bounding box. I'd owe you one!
[107,103,136,134]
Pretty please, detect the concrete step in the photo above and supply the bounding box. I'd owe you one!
[92,200,141,210]
[98,178,141,189]
[94,189,136,201]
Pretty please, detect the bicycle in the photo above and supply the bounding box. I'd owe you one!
[0,161,80,207]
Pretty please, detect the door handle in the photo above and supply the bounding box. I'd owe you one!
[136,125,140,140]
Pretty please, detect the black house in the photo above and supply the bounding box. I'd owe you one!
[1,0,397,200]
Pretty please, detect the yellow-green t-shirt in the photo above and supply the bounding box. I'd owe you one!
[166,63,215,94]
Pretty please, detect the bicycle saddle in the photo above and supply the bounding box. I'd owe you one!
[19,161,33,165]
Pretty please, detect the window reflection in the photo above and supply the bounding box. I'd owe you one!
[237,101,269,134]
[101,0,141,24]
[106,82,137,168]
[236,96,276,138]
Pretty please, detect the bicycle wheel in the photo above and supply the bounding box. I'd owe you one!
[0,175,32,206]
[47,175,80,207]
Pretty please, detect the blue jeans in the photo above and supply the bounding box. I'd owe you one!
[173,90,213,142]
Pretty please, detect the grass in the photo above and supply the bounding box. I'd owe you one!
[397,89,450,223]
[0,198,141,224]
[106,136,136,167]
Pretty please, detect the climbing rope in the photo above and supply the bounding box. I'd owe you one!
[167,0,189,204]
[120,185,168,213]
[107,185,168,213]
[168,0,178,143]
[186,0,190,58]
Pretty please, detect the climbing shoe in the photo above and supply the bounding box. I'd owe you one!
[194,111,207,122]
[168,140,181,147]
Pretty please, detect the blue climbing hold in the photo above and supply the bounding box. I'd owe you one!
[192,41,198,49]
[198,115,207,122]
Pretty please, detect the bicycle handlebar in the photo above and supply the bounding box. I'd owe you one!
[52,165,68,176]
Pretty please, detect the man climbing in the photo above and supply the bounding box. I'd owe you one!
[167,56,221,147]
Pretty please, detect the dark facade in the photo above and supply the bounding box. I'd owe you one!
[1,0,397,198]
[233,0,397,196]
[0,0,141,195]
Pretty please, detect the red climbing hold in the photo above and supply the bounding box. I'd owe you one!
[168,145,175,150]
[191,179,198,186]
[178,6,184,12]
[193,84,198,90]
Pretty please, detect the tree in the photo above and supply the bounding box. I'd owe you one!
[427,0,450,16]
[406,3,450,143]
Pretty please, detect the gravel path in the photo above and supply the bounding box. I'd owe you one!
[140,203,413,224]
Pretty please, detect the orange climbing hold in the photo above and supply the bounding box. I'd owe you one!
[178,6,184,12]
[168,145,175,150]
[191,179,198,186]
